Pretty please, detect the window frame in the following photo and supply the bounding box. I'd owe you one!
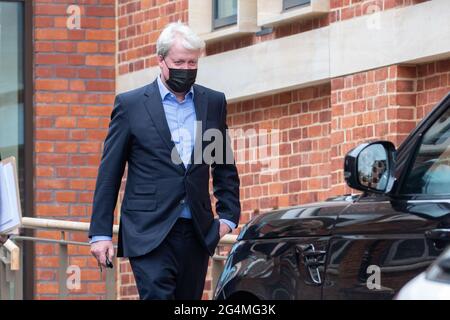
[282,0,311,11]
[212,0,238,30]
[257,0,328,29]
[394,95,450,200]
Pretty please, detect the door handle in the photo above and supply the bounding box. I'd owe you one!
[295,244,326,285]
[425,228,450,241]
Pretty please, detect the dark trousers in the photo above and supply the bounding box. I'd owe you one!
[128,218,210,300]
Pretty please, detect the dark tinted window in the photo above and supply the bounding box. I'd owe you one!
[283,0,310,11]
[402,107,450,195]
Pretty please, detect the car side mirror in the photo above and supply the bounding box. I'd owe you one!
[344,141,396,194]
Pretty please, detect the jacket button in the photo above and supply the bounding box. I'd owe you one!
[180,199,185,204]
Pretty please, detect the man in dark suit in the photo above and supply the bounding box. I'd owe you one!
[88,22,240,300]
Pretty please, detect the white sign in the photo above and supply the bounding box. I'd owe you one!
[0,156,22,234]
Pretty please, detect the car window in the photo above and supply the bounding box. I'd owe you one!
[402,107,450,195]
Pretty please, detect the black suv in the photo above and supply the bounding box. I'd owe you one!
[214,92,450,300]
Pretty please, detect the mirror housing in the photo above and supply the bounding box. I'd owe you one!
[344,141,396,194]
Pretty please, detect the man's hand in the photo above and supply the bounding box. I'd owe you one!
[90,240,114,268]
[219,221,231,239]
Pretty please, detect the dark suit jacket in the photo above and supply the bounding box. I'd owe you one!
[88,78,241,258]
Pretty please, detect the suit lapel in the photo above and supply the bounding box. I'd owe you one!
[187,84,208,173]
[143,79,208,174]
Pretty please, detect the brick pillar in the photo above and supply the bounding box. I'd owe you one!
[34,0,116,299]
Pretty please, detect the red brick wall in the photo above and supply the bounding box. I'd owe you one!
[417,60,450,119]
[229,85,333,214]
[329,65,418,195]
[34,0,116,299]
[117,0,188,75]
[330,0,430,22]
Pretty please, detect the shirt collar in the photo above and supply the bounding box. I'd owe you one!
[156,74,194,102]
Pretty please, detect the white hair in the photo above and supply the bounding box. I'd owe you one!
[156,22,205,58]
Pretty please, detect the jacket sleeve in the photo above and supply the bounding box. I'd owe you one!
[211,93,241,226]
[89,95,130,239]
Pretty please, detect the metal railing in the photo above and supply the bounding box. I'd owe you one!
[0,239,22,299]
[0,217,237,300]
[0,217,118,300]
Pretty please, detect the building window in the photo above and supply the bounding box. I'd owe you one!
[0,0,25,205]
[213,0,238,29]
[283,0,310,11]
[189,0,258,42]
[0,0,33,299]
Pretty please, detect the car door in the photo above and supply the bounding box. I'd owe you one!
[323,94,450,299]
[216,201,348,300]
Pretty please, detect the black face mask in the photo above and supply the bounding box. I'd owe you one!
[164,59,197,93]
